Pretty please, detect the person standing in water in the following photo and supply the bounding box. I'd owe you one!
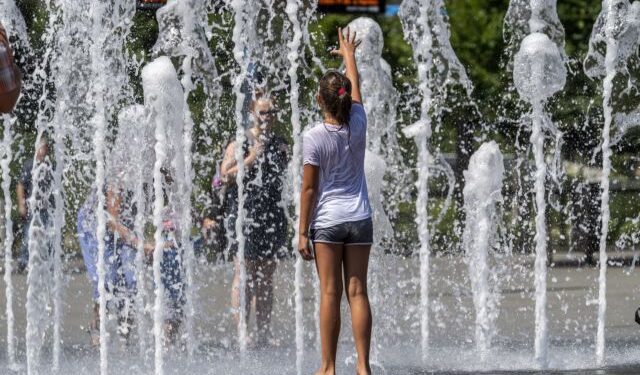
[77,179,154,347]
[298,28,373,375]
[221,94,289,348]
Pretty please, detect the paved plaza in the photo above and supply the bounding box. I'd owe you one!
[0,253,639,374]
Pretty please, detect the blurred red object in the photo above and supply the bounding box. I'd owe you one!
[0,24,21,114]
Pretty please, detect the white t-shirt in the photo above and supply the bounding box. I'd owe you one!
[303,103,372,229]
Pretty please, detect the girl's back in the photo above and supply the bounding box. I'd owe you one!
[303,102,371,229]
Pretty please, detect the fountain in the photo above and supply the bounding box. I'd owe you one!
[399,0,475,361]
[2,0,640,373]
[584,0,640,364]
[463,141,505,359]
[116,104,155,361]
[513,30,567,367]
[284,1,306,373]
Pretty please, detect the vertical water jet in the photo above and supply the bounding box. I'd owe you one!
[463,141,504,359]
[513,32,566,367]
[285,0,306,373]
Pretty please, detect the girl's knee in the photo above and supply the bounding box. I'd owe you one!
[321,284,343,300]
[346,279,368,301]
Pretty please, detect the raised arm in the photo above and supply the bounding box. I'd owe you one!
[331,27,362,104]
[298,164,320,261]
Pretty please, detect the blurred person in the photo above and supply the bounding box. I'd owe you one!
[77,179,154,347]
[0,23,22,113]
[221,94,289,348]
[298,28,373,375]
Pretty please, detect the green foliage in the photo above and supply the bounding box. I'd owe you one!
[5,0,640,255]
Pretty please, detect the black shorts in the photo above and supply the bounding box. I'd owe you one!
[310,218,373,246]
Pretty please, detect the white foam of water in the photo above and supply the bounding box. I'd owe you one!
[513,33,567,103]
[463,141,505,359]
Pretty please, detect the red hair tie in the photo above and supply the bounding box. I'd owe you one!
[337,87,347,96]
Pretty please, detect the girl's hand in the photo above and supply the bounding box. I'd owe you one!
[298,233,314,261]
[330,27,361,60]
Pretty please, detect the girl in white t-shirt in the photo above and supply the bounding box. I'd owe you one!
[298,28,373,375]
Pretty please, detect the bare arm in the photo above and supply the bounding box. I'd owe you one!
[220,140,264,182]
[298,164,320,261]
[105,186,141,249]
[331,27,362,104]
[16,182,26,218]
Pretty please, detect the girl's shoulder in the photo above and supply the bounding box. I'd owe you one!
[303,122,324,139]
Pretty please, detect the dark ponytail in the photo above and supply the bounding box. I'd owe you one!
[319,70,352,125]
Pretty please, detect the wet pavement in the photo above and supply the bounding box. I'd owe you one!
[0,253,639,373]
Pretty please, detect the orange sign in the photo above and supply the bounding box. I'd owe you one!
[318,0,385,13]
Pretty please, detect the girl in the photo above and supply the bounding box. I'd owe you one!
[222,94,289,348]
[298,28,372,375]
[77,180,154,346]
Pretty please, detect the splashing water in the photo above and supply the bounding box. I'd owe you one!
[4,0,640,373]
[116,104,155,361]
[463,141,505,359]
[0,1,28,369]
[142,55,186,375]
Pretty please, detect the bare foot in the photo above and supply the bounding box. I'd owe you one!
[314,368,336,375]
[88,321,100,348]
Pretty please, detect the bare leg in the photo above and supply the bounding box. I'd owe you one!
[89,302,100,347]
[314,243,344,375]
[254,259,277,346]
[343,245,372,375]
[232,259,254,344]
